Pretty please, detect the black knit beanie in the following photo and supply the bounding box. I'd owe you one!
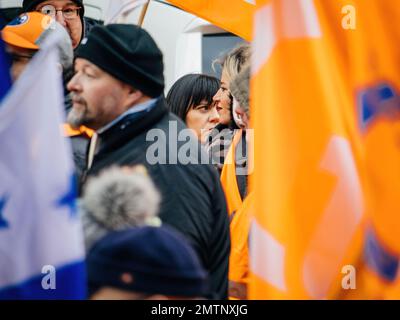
[22,0,85,42]
[76,24,165,98]
[87,227,208,298]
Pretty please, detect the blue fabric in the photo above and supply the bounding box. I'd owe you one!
[0,38,12,103]
[364,229,399,282]
[0,261,86,300]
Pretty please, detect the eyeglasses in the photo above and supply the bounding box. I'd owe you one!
[38,4,81,20]
[8,52,34,63]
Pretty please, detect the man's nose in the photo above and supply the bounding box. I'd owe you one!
[55,11,67,27]
[67,73,81,93]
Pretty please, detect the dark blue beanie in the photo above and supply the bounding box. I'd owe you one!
[87,226,208,297]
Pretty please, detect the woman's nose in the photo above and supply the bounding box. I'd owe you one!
[209,106,220,123]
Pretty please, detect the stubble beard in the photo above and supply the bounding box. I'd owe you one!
[67,98,89,130]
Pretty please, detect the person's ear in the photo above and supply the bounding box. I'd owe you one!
[125,86,144,107]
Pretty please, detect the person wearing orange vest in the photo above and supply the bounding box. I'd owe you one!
[220,65,253,299]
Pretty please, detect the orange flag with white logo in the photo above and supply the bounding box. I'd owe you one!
[167,0,255,40]
[249,0,400,299]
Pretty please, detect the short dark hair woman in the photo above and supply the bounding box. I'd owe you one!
[166,74,220,144]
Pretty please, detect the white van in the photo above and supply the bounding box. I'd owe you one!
[1,0,245,91]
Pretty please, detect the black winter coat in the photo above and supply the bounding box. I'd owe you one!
[80,98,230,299]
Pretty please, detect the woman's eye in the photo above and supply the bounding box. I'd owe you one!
[221,86,230,92]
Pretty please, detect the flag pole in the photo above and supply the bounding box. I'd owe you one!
[138,0,150,27]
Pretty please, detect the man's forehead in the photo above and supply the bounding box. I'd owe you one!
[75,58,101,71]
[36,0,77,8]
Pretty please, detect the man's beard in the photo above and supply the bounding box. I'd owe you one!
[67,95,89,129]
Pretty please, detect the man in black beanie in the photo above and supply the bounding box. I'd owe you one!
[22,0,85,49]
[67,24,230,300]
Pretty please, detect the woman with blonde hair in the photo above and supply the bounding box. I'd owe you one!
[213,43,251,127]
[206,43,251,173]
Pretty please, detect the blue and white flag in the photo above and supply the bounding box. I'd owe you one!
[0,38,11,102]
[0,37,86,299]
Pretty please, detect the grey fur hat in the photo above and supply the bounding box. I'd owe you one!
[80,166,161,251]
[230,64,251,118]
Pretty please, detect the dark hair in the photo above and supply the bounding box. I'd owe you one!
[166,74,220,122]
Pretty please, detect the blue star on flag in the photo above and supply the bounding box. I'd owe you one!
[359,84,399,131]
[56,175,78,218]
[364,229,399,282]
[0,195,9,229]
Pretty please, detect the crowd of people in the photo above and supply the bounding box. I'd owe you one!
[1,0,254,300]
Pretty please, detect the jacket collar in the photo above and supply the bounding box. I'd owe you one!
[96,97,169,156]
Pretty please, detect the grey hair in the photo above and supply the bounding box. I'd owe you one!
[230,64,251,117]
[80,166,161,251]
[212,43,251,84]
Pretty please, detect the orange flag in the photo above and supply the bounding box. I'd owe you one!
[167,0,255,40]
[338,0,400,299]
[249,0,400,299]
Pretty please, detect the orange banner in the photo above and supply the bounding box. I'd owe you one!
[167,0,255,40]
[250,0,400,299]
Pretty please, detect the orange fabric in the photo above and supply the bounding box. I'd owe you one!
[364,120,400,253]
[220,129,252,299]
[167,0,255,41]
[220,129,243,218]
[249,0,400,299]
[63,124,94,138]
[339,262,400,300]
[229,192,254,300]
[2,12,53,50]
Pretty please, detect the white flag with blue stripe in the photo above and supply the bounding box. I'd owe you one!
[0,36,86,299]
